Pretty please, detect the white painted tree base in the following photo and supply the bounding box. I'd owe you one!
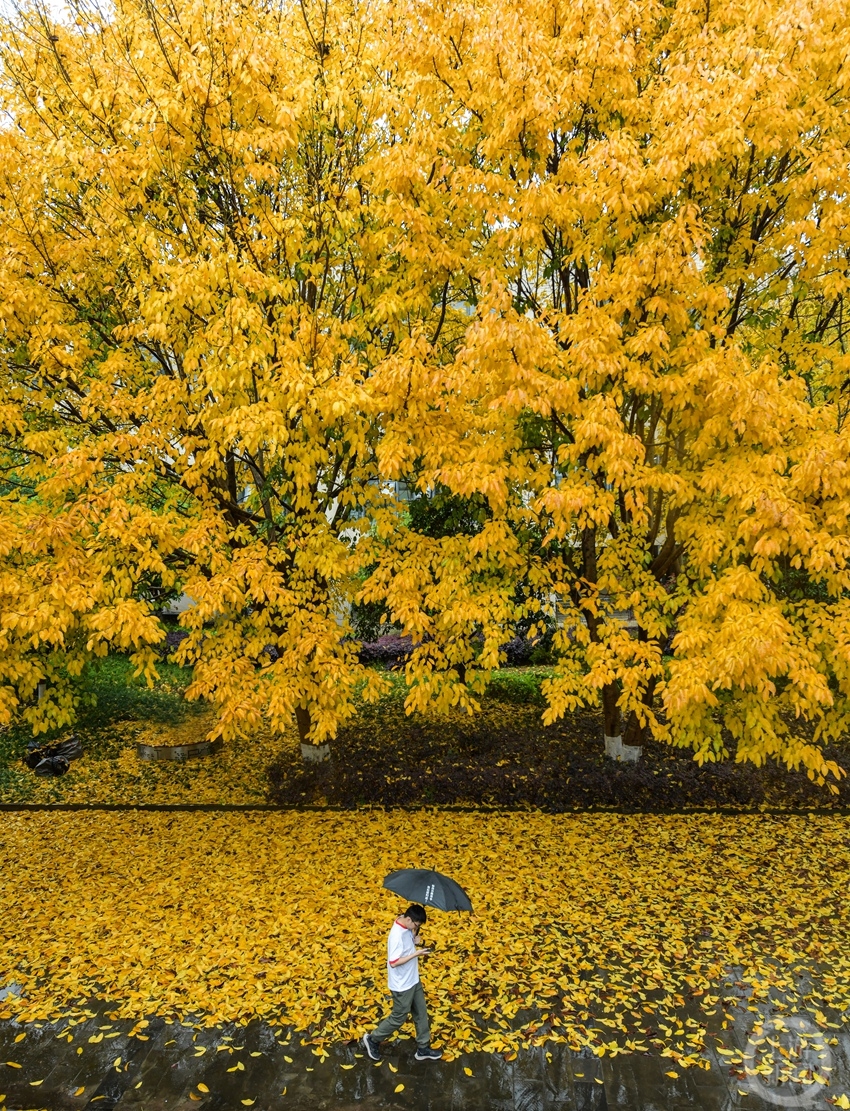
[604,735,642,762]
[301,742,331,763]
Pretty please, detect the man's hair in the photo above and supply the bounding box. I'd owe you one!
[404,904,427,925]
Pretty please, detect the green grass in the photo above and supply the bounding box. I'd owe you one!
[354,666,552,708]
[0,655,201,764]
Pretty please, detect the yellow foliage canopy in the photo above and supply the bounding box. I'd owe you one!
[0,0,849,776]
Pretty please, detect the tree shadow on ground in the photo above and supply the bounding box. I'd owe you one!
[266,696,850,812]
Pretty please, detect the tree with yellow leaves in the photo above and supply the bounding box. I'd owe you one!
[0,0,482,755]
[2,0,850,787]
[382,0,850,780]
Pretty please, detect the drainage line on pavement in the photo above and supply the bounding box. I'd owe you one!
[2,802,850,816]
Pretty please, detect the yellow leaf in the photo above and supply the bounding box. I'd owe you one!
[833,1096,850,1110]
[250,1051,262,1058]
[463,1067,473,1076]
[13,1035,25,1044]
[77,1048,83,1056]
[241,1101,255,1106]
[189,1094,202,1102]
[29,1080,43,1087]
[4,1064,21,1069]
[197,1083,210,1093]
[394,1083,405,1093]
[74,1088,85,1096]
[341,1064,354,1070]
[284,1055,293,1063]
[665,1071,678,1078]
[134,1081,143,1089]
[388,1063,397,1073]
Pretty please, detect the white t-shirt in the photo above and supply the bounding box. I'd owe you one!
[387,919,420,992]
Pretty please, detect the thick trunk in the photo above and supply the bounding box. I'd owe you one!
[602,683,621,739]
[621,671,659,749]
[295,705,330,763]
[601,682,642,763]
[622,711,646,748]
[579,524,641,763]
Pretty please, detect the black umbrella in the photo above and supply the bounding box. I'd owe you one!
[382,868,472,912]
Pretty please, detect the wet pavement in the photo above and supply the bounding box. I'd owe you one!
[0,1000,848,1111]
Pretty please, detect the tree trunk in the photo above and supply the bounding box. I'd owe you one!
[602,681,641,762]
[602,682,621,739]
[295,705,330,763]
[622,711,646,748]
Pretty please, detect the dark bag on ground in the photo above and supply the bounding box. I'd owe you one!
[23,734,82,776]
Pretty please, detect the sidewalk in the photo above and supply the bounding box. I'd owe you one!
[1,1003,847,1111]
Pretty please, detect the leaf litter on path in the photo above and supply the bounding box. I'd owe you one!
[0,810,848,1071]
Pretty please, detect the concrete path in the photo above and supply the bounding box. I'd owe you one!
[0,1003,847,1110]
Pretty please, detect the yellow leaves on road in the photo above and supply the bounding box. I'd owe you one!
[0,810,848,1068]
[12,1035,23,1044]
[197,1083,209,1093]
[394,1083,405,1093]
[463,1067,473,1076]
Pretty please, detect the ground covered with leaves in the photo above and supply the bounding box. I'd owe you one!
[0,657,273,806]
[2,659,849,811]
[268,690,850,812]
[1,811,848,1075]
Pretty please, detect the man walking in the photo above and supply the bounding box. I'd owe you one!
[363,904,442,1061]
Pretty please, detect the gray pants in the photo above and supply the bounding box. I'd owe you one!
[372,982,430,1047]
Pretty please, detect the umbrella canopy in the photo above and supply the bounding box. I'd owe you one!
[382,868,472,912]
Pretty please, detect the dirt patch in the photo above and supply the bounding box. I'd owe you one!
[266,698,850,812]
